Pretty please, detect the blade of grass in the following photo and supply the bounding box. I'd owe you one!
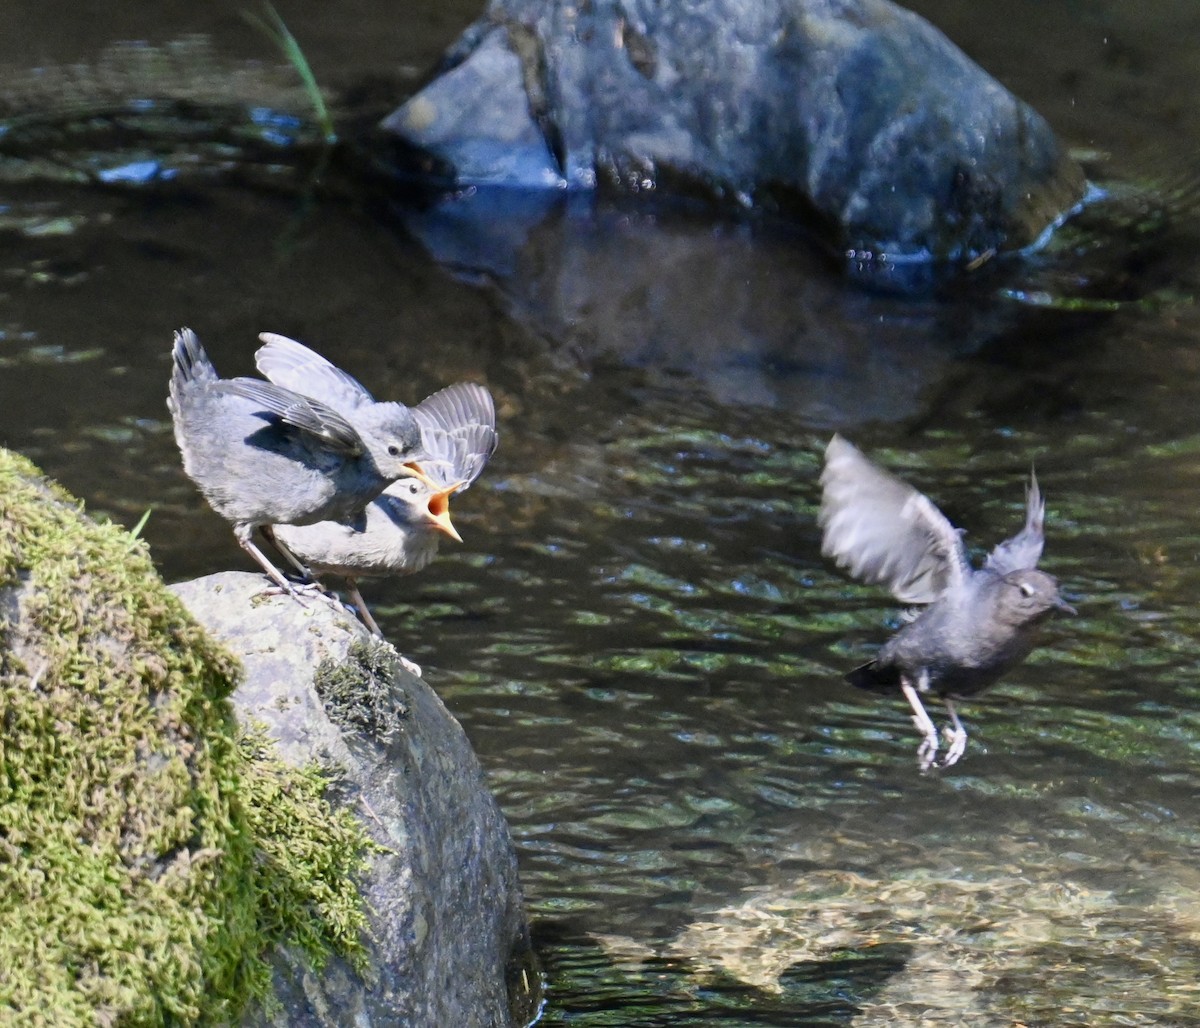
[244,2,336,144]
[127,507,153,546]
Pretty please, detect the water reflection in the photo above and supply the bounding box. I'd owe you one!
[403,188,1051,424]
[3,16,1200,1027]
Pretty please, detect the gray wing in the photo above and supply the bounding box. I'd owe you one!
[419,424,499,490]
[413,382,498,491]
[818,435,970,604]
[984,470,1045,574]
[223,378,364,455]
[414,381,496,435]
[255,332,376,411]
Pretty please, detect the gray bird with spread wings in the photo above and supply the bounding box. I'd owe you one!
[819,435,1073,770]
[167,328,427,597]
[258,334,498,660]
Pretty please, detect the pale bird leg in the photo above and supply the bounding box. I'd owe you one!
[345,577,383,636]
[259,525,346,613]
[235,526,308,606]
[263,524,315,580]
[344,578,423,677]
[901,675,939,771]
[942,699,968,767]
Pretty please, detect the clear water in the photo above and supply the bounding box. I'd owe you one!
[3,2,1200,1024]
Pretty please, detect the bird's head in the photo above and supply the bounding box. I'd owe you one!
[380,473,464,543]
[357,402,425,479]
[997,568,1076,625]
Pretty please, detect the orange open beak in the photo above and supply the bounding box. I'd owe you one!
[425,481,466,543]
[402,461,440,489]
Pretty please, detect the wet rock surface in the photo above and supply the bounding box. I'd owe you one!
[383,0,1086,272]
[170,571,537,1028]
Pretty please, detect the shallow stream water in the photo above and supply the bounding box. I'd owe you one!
[4,2,1200,1024]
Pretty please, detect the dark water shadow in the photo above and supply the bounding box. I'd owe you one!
[388,176,1192,436]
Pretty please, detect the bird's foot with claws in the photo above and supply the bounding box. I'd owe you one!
[915,726,939,772]
[260,580,352,623]
[258,580,313,607]
[942,724,968,767]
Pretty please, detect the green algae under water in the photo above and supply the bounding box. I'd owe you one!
[426,420,1200,1026]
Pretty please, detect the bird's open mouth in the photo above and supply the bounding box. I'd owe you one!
[426,480,466,543]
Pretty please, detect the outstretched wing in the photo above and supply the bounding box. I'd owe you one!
[255,332,376,411]
[413,382,498,491]
[414,381,495,435]
[223,377,364,455]
[984,470,1045,574]
[818,435,969,604]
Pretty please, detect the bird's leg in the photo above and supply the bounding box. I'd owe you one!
[901,675,939,771]
[262,525,314,581]
[254,525,345,614]
[344,578,383,636]
[258,525,324,597]
[344,578,423,678]
[235,527,309,606]
[941,699,968,767]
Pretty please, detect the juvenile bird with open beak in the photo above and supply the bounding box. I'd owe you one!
[167,327,429,600]
[259,334,498,667]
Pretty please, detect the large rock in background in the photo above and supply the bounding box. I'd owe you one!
[171,572,537,1028]
[383,0,1086,273]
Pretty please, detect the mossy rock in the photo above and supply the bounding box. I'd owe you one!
[172,571,539,1028]
[0,449,373,1025]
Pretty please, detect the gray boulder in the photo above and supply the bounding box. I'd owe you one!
[170,572,537,1028]
[383,0,1085,271]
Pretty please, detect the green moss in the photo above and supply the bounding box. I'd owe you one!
[314,637,410,741]
[0,449,375,1025]
[236,722,376,975]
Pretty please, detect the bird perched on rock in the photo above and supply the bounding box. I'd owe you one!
[818,434,1074,770]
[254,331,496,496]
[258,333,498,660]
[167,327,428,597]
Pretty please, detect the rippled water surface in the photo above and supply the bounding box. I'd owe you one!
[4,2,1200,1024]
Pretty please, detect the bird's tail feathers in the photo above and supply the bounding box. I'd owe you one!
[1024,468,1046,537]
[845,660,900,692]
[170,327,218,395]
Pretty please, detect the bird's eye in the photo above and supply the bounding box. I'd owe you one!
[1019,582,1036,598]
[387,444,401,457]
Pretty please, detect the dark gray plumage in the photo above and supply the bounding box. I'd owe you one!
[260,333,498,652]
[167,327,426,596]
[819,434,1073,769]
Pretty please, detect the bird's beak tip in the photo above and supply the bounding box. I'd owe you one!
[431,511,463,543]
